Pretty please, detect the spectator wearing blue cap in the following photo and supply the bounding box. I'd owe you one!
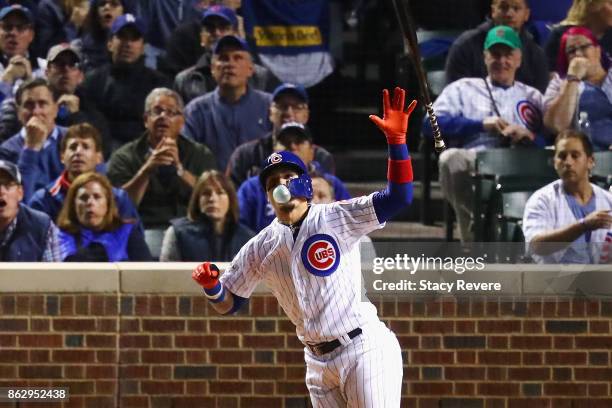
[0,159,61,261]
[34,0,89,58]
[164,4,237,77]
[226,83,335,187]
[173,5,278,104]
[236,121,349,232]
[0,5,43,102]
[73,0,132,71]
[183,34,273,171]
[80,13,170,151]
[133,0,207,62]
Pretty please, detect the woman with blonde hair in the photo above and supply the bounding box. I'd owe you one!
[160,170,254,262]
[57,172,151,261]
[545,0,612,72]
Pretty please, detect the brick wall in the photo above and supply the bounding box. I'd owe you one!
[1,293,612,408]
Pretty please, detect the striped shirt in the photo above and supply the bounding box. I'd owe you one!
[221,194,383,343]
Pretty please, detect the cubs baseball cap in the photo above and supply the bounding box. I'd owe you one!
[47,43,82,64]
[202,5,238,28]
[0,160,21,184]
[484,25,522,50]
[0,4,33,23]
[277,122,313,144]
[272,83,309,104]
[213,34,250,55]
[259,151,308,189]
[111,13,145,37]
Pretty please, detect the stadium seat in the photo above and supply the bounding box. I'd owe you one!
[592,151,612,190]
[472,149,557,241]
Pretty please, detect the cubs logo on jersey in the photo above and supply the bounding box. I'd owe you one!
[516,99,542,132]
[301,234,340,277]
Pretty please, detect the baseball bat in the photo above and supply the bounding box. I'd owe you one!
[390,0,446,153]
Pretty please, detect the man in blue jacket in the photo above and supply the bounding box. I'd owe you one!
[0,159,60,261]
[0,77,66,201]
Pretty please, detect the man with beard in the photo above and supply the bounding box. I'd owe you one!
[192,86,415,407]
[523,130,612,263]
[107,88,215,229]
[424,25,546,242]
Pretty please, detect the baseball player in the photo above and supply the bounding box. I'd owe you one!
[192,87,416,407]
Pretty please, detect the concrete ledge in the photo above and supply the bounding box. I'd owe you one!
[0,263,611,296]
[0,263,119,292]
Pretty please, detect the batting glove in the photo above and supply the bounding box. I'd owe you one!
[369,87,417,145]
[192,262,220,290]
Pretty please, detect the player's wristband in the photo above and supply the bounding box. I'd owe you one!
[387,158,413,183]
[204,282,225,303]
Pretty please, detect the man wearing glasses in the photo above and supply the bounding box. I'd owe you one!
[226,83,335,187]
[107,88,215,230]
[0,5,41,102]
[0,159,60,261]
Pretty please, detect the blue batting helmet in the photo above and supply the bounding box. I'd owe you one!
[259,151,313,201]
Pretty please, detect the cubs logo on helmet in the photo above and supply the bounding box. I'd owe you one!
[516,100,542,132]
[301,234,340,277]
[269,152,283,164]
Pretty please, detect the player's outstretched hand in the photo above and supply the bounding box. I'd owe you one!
[192,262,220,289]
[369,87,417,145]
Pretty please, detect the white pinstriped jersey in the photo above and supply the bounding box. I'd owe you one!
[523,180,612,263]
[434,76,544,148]
[220,194,383,344]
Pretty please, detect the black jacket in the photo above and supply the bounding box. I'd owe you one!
[80,58,170,147]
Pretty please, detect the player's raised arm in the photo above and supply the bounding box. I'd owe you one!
[192,262,239,315]
[368,87,417,223]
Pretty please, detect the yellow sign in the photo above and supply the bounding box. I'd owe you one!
[253,25,322,47]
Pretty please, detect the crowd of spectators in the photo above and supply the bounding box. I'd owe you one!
[0,0,610,264]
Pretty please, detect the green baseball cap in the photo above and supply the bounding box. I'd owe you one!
[484,25,522,50]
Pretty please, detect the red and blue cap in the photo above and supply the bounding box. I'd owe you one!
[259,151,313,201]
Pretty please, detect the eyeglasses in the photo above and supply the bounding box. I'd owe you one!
[272,103,308,112]
[148,107,182,118]
[566,43,593,56]
[0,23,32,33]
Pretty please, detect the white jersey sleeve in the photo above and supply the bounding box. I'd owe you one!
[220,234,265,299]
[321,193,384,245]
